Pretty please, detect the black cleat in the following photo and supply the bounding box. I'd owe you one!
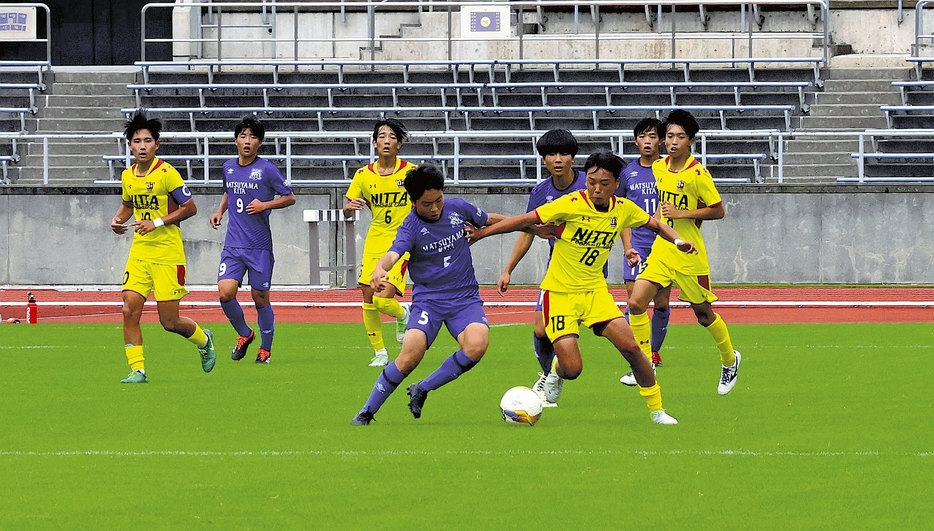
[407,383,429,419]
[351,411,375,426]
[232,330,255,361]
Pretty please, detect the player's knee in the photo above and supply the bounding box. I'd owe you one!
[559,365,582,380]
[627,298,648,314]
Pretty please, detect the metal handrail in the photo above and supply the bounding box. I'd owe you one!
[141,0,830,63]
[0,3,51,64]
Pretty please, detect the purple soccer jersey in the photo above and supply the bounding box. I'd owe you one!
[221,157,293,251]
[389,196,488,300]
[617,159,659,252]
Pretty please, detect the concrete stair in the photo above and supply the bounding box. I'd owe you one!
[780,58,908,183]
[15,69,136,184]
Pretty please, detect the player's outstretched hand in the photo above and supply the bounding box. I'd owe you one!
[676,240,698,254]
[464,223,485,244]
[209,212,223,229]
[625,247,642,266]
[529,222,561,240]
[111,217,132,235]
[497,272,511,297]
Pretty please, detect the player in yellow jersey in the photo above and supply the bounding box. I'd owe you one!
[628,110,742,395]
[343,119,415,367]
[468,152,697,425]
[109,110,216,384]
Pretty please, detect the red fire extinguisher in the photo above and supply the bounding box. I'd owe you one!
[26,292,37,324]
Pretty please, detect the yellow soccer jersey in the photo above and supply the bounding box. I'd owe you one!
[121,158,189,265]
[536,190,650,292]
[649,155,722,275]
[346,159,415,256]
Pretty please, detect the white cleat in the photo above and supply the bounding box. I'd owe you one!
[620,364,656,387]
[717,351,742,395]
[368,348,389,367]
[396,302,411,343]
[651,409,679,425]
[532,372,558,408]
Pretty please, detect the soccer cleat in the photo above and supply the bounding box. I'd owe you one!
[717,351,742,395]
[199,329,217,373]
[652,351,663,366]
[231,330,255,361]
[351,411,375,426]
[651,409,679,425]
[620,363,656,387]
[532,372,558,408]
[396,302,411,343]
[255,348,271,364]
[543,370,564,404]
[120,370,148,384]
[368,348,389,367]
[407,383,429,419]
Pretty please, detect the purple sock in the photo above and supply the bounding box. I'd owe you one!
[532,333,554,373]
[221,299,252,337]
[419,350,477,392]
[256,304,275,351]
[651,307,670,353]
[361,362,406,414]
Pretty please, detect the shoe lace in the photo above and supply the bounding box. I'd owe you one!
[720,365,736,384]
[236,334,252,350]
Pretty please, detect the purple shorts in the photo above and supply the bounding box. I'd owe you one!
[623,244,653,282]
[218,247,275,290]
[408,292,488,347]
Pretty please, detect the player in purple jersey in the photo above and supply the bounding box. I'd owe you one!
[351,164,509,425]
[209,117,295,364]
[498,129,586,408]
[617,118,672,385]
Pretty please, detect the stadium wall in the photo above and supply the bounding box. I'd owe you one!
[2,185,933,286]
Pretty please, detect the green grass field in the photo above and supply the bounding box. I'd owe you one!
[1,322,933,530]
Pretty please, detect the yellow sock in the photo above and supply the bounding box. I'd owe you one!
[187,325,208,348]
[372,296,404,319]
[628,312,653,360]
[362,303,385,351]
[125,344,145,372]
[639,383,664,412]
[705,313,736,366]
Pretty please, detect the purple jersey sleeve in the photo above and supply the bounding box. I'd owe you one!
[617,160,658,250]
[222,157,292,251]
[390,196,485,299]
[527,170,587,256]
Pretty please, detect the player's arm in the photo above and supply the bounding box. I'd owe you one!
[245,192,296,215]
[210,192,228,229]
[497,232,534,296]
[643,217,697,254]
[110,201,134,234]
[661,199,724,221]
[466,211,541,243]
[343,195,367,218]
[621,228,640,266]
[370,251,401,290]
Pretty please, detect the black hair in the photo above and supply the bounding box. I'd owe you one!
[633,117,663,138]
[373,118,408,142]
[404,164,445,201]
[235,116,265,141]
[664,110,700,139]
[535,129,579,157]
[124,109,162,141]
[583,151,625,180]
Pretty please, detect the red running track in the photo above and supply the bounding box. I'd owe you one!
[1,286,932,325]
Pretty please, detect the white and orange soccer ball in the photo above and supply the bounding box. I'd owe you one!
[500,386,543,425]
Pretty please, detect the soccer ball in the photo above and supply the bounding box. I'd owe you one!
[500,386,543,425]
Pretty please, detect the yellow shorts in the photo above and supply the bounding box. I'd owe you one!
[639,258,718,305]
[541,289,623,342]
[358,252,408,296]
[123,259,189,301]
